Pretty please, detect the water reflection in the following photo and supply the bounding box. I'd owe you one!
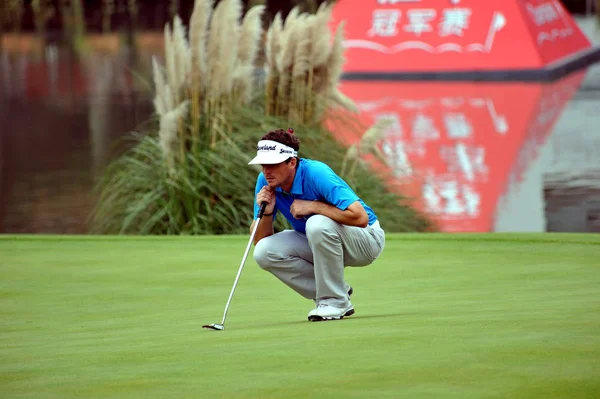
[0,48,154,233]
[0,45,599,233]
[337,70,599,232]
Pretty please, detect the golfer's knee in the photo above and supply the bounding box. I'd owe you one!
[253,238,273,270]
[306,215,338,241]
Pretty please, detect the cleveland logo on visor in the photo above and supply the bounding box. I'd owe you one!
[257,144,277,151]
[248,140,298,165]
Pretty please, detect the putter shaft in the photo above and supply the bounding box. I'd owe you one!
[212,202,268,329]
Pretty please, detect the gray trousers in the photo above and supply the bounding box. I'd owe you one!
[253,215,385,308]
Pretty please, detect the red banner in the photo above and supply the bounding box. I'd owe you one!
[326,71,585,232]
[330,0,592,72]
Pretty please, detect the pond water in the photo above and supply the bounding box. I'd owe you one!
[1,18,599,234]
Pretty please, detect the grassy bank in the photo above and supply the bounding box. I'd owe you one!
[1,234,599,398]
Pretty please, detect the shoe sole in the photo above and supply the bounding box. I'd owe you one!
[308,308,355,322]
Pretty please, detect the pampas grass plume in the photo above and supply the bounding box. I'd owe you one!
[217,0,243,95]
[189,0,214,86]
[233,4,265,103]
[328,21,346,88]
[276,10,303,74]
[164,23,178,104]
[206,0,226,96]
[173,15,192,91]
[159,100,190,161]
[310,3,333,68]
[265,12,283,73]
[292,16,312,78]
[237,4,265,66]
[331,89,358,113]
[152,56,168,115]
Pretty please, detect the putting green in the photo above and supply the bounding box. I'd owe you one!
[1,233,599,398]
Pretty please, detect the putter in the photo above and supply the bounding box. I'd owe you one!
[203,202,268,331]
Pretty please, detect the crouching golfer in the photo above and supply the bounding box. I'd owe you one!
[248,128,385,322]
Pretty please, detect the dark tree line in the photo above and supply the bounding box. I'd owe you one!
[1,0,334,34]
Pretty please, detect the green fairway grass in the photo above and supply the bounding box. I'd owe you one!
[1,233,599,398]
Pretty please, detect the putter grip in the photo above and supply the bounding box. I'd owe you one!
[258,202,268,218]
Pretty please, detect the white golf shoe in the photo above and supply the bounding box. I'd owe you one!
[308,303,355,322]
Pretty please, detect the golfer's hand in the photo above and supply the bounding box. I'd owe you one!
[257,186,276,215]
[290,200,314,219]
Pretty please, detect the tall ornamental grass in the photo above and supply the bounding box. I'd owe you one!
[90,0,434,235]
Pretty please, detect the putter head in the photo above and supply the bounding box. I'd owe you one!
[202,323,224,331]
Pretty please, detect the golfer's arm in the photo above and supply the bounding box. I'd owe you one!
[312,200,369,228]
[250,215,275,245]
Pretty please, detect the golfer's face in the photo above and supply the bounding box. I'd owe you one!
[261,161,293,188]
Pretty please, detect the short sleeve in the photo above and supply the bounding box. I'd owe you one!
[309,163,359,211]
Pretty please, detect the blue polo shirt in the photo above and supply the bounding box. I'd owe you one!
[253,158,377,234]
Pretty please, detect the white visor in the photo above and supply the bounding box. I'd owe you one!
[248,140,298,165]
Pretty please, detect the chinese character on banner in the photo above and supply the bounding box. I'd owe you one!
[382,140,412,177]
[411,113,440,140]
[462,184,480,216]
[423,180,443,214]
[406,142,426,157]
[440,180,466,216]
[444,112,473,139]
[375,112,403,137]
[423,179,464,216]
[439,8,472,36]
[527,2,559,26]
[423,179,481,217]
[403,9,436,37]
[441,144,488,181]
[441,97,465,108]
[400,99,434,109]
[369,9,401,37]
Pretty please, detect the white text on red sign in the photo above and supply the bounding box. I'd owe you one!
[369,8,473,37]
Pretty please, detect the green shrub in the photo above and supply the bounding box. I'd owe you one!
[90,0,434,235]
